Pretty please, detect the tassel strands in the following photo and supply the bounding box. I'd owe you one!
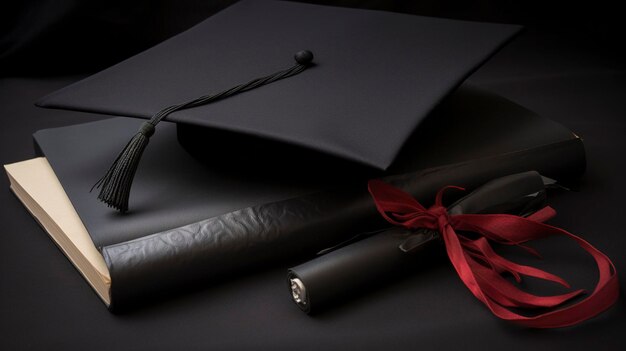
[92,122,155,213]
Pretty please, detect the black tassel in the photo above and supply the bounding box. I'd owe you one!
[92,122,155,213]
[92,50,314,212]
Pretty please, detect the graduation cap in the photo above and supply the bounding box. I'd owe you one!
[36,0,522,213]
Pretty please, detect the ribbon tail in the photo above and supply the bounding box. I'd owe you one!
[445,218,619,328]
[526,206,557,223]
[467,237,571,288]
[469,258,585,309]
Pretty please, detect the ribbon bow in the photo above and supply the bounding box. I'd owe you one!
[368,180,618,328]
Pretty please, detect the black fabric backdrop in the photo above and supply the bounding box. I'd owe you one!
[1,1,624,350]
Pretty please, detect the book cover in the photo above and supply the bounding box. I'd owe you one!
[6,86,585,309]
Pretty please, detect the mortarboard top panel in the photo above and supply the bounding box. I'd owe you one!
[36,0,522,170]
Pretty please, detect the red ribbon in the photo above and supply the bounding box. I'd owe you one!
[368,180,619,328]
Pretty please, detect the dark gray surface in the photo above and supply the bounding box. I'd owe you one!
[1,14,625,351]
[35,0,521,170]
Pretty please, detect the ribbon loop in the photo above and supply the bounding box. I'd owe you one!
[367,180,618,328]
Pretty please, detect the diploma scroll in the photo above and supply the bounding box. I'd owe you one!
[287,172,550,313]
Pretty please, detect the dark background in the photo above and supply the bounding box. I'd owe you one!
[2,0,625,76]
[1,1,624,350]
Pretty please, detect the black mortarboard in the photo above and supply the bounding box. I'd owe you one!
[36,0,522,212]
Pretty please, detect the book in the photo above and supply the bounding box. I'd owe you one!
[5,158,111,304]
[5,86,586,309]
